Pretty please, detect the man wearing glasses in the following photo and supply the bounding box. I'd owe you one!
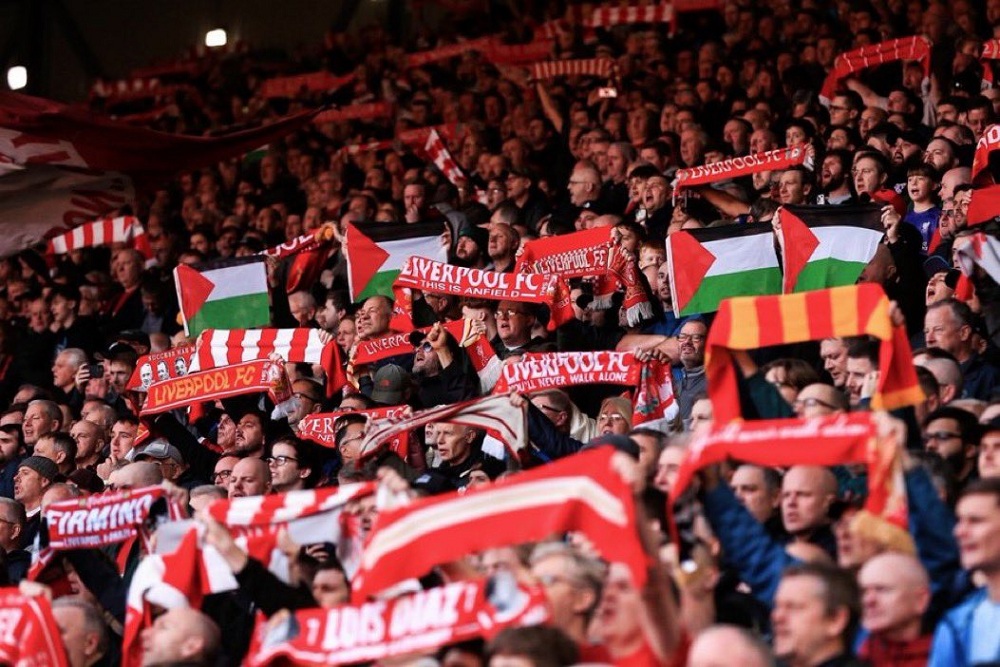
[265,437,316,493]
[792,384,849,419]
[491,301,553,360]
[923,406,981,492]
[676,319,708,424]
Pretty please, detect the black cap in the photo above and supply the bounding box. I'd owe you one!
[96,342,139,366]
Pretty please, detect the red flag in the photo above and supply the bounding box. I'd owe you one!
[0,589,69,667]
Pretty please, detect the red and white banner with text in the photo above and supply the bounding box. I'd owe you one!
[674,146,811,192]
[0,589,68,667]
[127,345,195,391]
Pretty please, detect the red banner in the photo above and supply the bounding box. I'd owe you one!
[140,360,289,416]
[128,345,195,391]
[313,102,394,124]
[973,124,1000,183]
[299,406,410,456]
[674,146,810,191]
[0,589,68,667]
[492,351,639,394]
[246,579,549,667]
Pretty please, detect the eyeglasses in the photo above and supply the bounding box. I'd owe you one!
[266,455,298,467]
[793,397,839,410]
[677,333,706,343]
[293,392,319,403]
[536,573,576,587]
[923,431,961,442]
[416,342,433,352]
[597,413,627,424]
[212,470,233,483]
[496,309,528,319]
[828,104,849,112]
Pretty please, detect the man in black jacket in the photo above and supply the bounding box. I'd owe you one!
[411,322,480,408]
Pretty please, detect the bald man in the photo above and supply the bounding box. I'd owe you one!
[792,383,849,419]
[856,553,932,664]
[110,462,163,491]
[921,357,964,404]
[781,466,838,556]
[687,625,774,667]
[228,457,271,498]
[141,607,221,667]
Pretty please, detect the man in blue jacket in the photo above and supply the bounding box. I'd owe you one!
[930,478,1000,665]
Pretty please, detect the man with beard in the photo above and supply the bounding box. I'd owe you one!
[233,410,268,458]
[452,226,488,269]
[777,167,814,206]
[504,168,547,232]
[922,406,981,492]
[410,322,480,407]
[676,319,708,424]
[923,137,960,174]
[819,150,853,205]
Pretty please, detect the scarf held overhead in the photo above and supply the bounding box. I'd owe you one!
[673,146,811,192]
[0,589,68,667]
[819,36,930,103]
[706,284,924,423]
[140,359,290,416]
[244,579,550,667]
[351,447,647,601]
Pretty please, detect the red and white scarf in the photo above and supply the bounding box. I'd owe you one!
[312,102,394,124]
[588,4,673,27]
[260,224,338,294]
[424,128,467,187]
[390,257,569,331]
[492,350,640,394]
[259,71,356,99]
[981,39,1000,89]
[245,579,550,667]
[674,146,811,192]
[358,394,526,460]
[190,328,346,395]
[819,36,930,104]
[46,215,153,262]
[140,359,290,417]
[300,406,412,458]
[0,589,68,667]
[973,125,1000,183]
[482,40,556,65]
[967,183,1000,226]
[352,447,648,601]
[670,414,912,551]
[405,38,494,68]
[530,58,614,81]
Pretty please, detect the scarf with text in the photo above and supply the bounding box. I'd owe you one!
[707,284,923,423]
[819,36,931,104]
[390,257,571,331]
[259,71,356,99]
[0,589,68,667]
[299,406,412,458]
[260,223,338,294]
[352,447,647,601]
[358,394,526,460]
[982,39,1000,89]
[46,215,153,262]
[674,146,811,192]
[530,58,614,81]
[30,486,183,581]
[127,345,195,391]
[633,358,680,425]
[670,414,912,552]
[245,579,550,667]
[191,328,346,396]
[352,318,502,391]
[312,102,394,124]
[973,124,1000,184]
[140,359,291,417]
[516,226,619,308]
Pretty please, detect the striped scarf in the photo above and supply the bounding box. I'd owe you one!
[530,58,614,81]
[46,215,152,262]
[706,284,924,423]
[190,328,346,395]
[352,447,648,601]
[819,36,930,104]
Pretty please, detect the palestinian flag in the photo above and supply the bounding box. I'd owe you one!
[174,256,271,337]
[777,204,884,293]
[344,220,448,302]
[666,223,781,317]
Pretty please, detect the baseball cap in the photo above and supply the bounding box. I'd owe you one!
[95,342,139,365]
[371,365,409,405]
[133,439,184,465]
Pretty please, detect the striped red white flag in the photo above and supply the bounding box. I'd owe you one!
[358,394,525,460]
[530,58,613,81]
[46,215,152,261]
[351,447,647,601]
[588,3,674,27]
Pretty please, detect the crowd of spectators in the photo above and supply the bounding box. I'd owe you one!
[1,0,1000,665]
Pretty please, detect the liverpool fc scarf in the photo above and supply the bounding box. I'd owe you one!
[299,406,411,458]
[127,345,195,391]
[670,414,913,553]
[389,257,568,331]
[516,227,620,308]
[190,328,346,395]
[492,351,640,394]
[706,284,924,423]
[674,146,811,192]
[358,394,526,460]
[530,58,614,81]
[245,579,550,667]
[46,215,153,262]
[140,359,291,417]
[352,447,647,601]
[819,36,931,104]
[312,102,394,124]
